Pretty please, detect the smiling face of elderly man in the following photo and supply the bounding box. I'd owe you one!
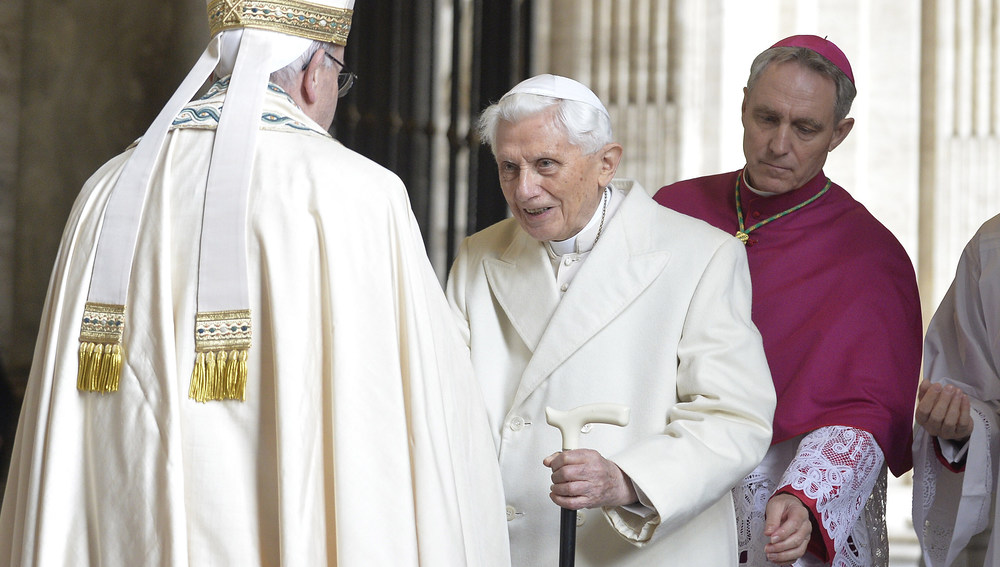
[493,106,622,243]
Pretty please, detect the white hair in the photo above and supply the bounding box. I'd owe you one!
[269,40,337,92]
[477,93,613,156]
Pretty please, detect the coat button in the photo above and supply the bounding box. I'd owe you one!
[564,257,574,266]
[576,511,585,526]
[509,416,526,431]
[560,283,569,292]
[506,505,517,521]
[752,211,761,218]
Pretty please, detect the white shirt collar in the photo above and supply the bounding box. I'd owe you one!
[547,186,612,256]
[742,175,780,197]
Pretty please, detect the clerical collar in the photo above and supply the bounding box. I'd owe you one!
[739,169,832,211]
[548,185,613,256]
[740,175,779,197]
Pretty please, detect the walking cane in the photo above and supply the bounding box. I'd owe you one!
[545,404,630,567]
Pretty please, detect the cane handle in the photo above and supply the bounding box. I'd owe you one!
[545,403,630,451]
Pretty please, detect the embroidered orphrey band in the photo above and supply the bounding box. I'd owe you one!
[78,302,126,393]
[190,309,252,402]
[207,0,353,45]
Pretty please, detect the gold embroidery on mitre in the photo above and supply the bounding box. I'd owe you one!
[78,302,126,393]
[207,0,353,45]
[190,309,252,402]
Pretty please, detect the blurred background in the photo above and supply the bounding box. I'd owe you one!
[2,1,998,564]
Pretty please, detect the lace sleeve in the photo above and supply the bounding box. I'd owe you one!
[776,426,885,564]
[915,400,999,567]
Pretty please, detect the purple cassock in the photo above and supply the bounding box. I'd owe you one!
[655,169,921,476]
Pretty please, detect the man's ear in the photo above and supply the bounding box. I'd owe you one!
[597,143,624,187]
[828,117,854,152]
[300,50,326,105]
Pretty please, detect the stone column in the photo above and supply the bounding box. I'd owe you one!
[533,0,681,194]
[919,0,1000,318]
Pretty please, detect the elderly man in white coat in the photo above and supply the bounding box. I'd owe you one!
[446,74,777,566]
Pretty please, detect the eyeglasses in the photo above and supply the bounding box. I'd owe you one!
[301,50,357,98]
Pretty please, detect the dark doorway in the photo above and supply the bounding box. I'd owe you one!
[333,1,532,270]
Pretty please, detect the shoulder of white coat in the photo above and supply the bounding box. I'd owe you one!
[460,217,523,258]
[448,218,526,288]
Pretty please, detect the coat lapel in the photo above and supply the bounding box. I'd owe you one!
[511,184,673,409]
[484,231,561,352]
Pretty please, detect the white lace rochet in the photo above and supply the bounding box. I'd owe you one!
[734,426,887,567]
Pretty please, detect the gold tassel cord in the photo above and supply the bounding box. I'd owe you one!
[204,351,217,400]
[190,352,208,402]
[215,350,228,393]
[77,342,95,391]
[229,349,247,401]
[100,343,122,392]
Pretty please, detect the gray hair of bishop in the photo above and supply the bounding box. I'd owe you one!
[478,93,614,156]
[269,40,338,92]
[747,46,857,124]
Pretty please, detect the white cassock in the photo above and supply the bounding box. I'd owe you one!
[0,79,511,566]
[913,213,1000,567]
[447,180,776,566]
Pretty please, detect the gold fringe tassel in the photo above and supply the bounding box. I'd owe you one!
[190,352,207,400]
[229,349,247,401]
[77,342,123,393]
[78,302,126,393]
[190,309,251,402]
[189,348,248,402]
